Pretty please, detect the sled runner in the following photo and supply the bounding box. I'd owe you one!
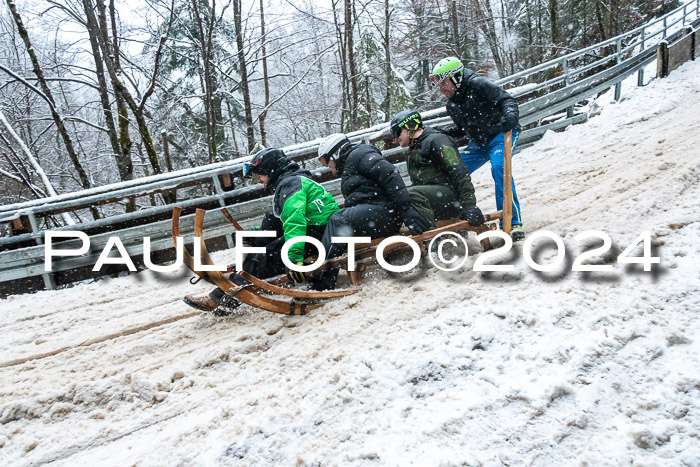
[172,207,357,315]
[173,204,504,314]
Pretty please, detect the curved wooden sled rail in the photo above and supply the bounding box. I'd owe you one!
[172,206,321,315]
[175,206,499,314]
[195,209,356,300]
[219,208,359,298]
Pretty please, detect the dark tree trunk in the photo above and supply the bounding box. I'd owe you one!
[108,0,133,183]
[232,0,255,151]
[6,0,94,194]
[383,0,392,120]
[449,0,462,57]
[94,0,163,176]
[332,0,350,131]
[549,0,560,53]
[190,0,218,162]
[82,0,133,187]
[345,0,358,130]
[595,0,608,41]
[259,0,270,146]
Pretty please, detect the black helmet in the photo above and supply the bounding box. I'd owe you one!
[243,148,288,178]
[390,109,423,139]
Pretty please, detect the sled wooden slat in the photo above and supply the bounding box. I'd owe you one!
[503,131,514,235]
[192,209,323,315]
[238,271,357,299]
[221,208,244,231]
[172,206,214,285]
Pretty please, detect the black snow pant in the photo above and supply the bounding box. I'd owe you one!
[307,204,403,291]
[210,212,326,301]
[408,185,462,230]
[321,204,404,258]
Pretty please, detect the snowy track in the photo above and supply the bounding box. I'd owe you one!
[1,61,699,466]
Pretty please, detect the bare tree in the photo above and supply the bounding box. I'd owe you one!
[345,0,358,130]
[383,0,392,119]
[0,108,74,225]
[258,0,271,146]
[449,0,462,57]
[5,0,93,194]
[232,0,255,152]
[92,0,173,176]
[471,0,507,77]
[83,0,126,177]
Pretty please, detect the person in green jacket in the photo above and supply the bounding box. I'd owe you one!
[390,109,484,229]
[184,148,340,314]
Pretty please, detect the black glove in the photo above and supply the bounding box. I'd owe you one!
[444,126,463,138]
[403,208,430,235]
[287,262,306,284]
[460,205,484,227]
[498,116,518,134]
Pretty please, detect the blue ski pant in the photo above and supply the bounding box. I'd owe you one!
[460,131,523,227]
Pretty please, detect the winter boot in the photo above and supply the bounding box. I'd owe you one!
[309,269,339,291]
[183,294,218,312]
[215,294,242,316]
[511,225,525,242]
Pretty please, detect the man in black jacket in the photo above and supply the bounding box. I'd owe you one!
[316,133,429,260]
[390,109,483,229]
[430,56,525,241]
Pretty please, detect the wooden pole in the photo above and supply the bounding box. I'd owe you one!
[502,130,513,234]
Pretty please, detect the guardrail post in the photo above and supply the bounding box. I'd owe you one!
[663,17,667,39]
[211,176,235,249]
[562,59,574,117]
[26,210,56,290]
[614,38,622,100]
[683,4,687,26]
[657,41,669,78]
[638,27,646,86]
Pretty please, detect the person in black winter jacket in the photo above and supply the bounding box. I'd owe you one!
[430,56,525,241]
[316,133,430,259]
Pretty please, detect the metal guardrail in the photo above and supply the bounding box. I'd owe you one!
[1,1,699,292]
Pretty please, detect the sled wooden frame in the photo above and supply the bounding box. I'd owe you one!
[195,208,358,299]
[174,126,514,314]
[217,205,499,288]
[173,206,329,315]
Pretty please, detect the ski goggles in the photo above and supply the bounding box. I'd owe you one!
[242,162,253,177]
[428,65,463,86]
[318,153,332,166]
[242,156,263,177]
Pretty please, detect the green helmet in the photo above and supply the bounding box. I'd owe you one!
[390,109,423,139]
[429,57,464,87]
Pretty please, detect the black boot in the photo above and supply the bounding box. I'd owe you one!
[215,294,241,316]
[309,269,339,291]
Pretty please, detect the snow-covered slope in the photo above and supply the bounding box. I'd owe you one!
[1,60,699,466]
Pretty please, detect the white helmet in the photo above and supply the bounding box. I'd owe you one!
[317,133,350,164]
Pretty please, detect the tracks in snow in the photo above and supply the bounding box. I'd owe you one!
[0,311,199,369]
